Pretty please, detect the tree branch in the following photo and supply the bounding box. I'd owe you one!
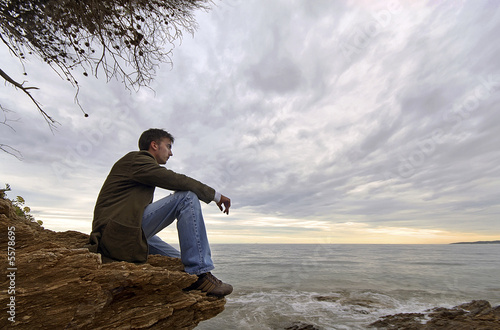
[0,68,58,129]
[1,104,23,160]
[0,143,23,160]
[0,0,213,129]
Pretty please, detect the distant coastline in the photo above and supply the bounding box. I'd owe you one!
[451,240,500,244]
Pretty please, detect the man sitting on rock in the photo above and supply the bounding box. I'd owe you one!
[87,128,233,297]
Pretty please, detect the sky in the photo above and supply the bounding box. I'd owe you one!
[1,0,500,244]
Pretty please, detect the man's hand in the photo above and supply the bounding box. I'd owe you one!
[217,195,231,215]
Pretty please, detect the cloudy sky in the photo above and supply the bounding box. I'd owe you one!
[1,0,499,244]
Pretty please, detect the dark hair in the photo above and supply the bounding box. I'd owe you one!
[138,128,175,151]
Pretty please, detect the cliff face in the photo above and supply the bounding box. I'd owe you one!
[0,197,225,329]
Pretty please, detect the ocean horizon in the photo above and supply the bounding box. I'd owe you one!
[194,244,500,329]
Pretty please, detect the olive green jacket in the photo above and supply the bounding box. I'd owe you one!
[87,150,215,263]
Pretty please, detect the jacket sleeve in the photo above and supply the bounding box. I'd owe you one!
[130,151,216,204]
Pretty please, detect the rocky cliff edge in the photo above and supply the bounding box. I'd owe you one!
[0,196,225,329]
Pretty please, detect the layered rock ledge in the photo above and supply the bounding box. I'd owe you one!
[369,300,500,329]
[0,196,225,329]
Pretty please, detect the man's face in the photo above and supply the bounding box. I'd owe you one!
[151,138,173,164]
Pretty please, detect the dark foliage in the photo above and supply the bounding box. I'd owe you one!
[0,0,211,124]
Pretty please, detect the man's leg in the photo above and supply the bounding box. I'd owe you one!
[147,234,181,258]
[142,191,214,275]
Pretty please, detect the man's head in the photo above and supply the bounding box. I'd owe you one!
[138,128,174,164]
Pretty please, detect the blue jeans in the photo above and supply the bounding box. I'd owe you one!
[141,191,214,275]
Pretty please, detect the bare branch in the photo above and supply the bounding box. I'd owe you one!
[1,104,23,160]
[0,104,19,131]
[0,143,23,160]
[0,68,58,129]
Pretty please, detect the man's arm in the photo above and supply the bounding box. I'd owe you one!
[131,151,226,207]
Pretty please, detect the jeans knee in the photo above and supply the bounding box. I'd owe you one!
[176,191,200,205]
[185,191,197,200]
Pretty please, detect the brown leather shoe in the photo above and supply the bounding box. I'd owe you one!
[184,272,233,297]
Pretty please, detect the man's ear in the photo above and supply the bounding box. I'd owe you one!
[149,140,158,151]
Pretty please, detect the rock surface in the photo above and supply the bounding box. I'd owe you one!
[369,300,500,329]
[0,196,225,329]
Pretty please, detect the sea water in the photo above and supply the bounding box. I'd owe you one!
[195,244,500,329]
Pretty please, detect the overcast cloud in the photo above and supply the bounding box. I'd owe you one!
[1,0,499,244]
